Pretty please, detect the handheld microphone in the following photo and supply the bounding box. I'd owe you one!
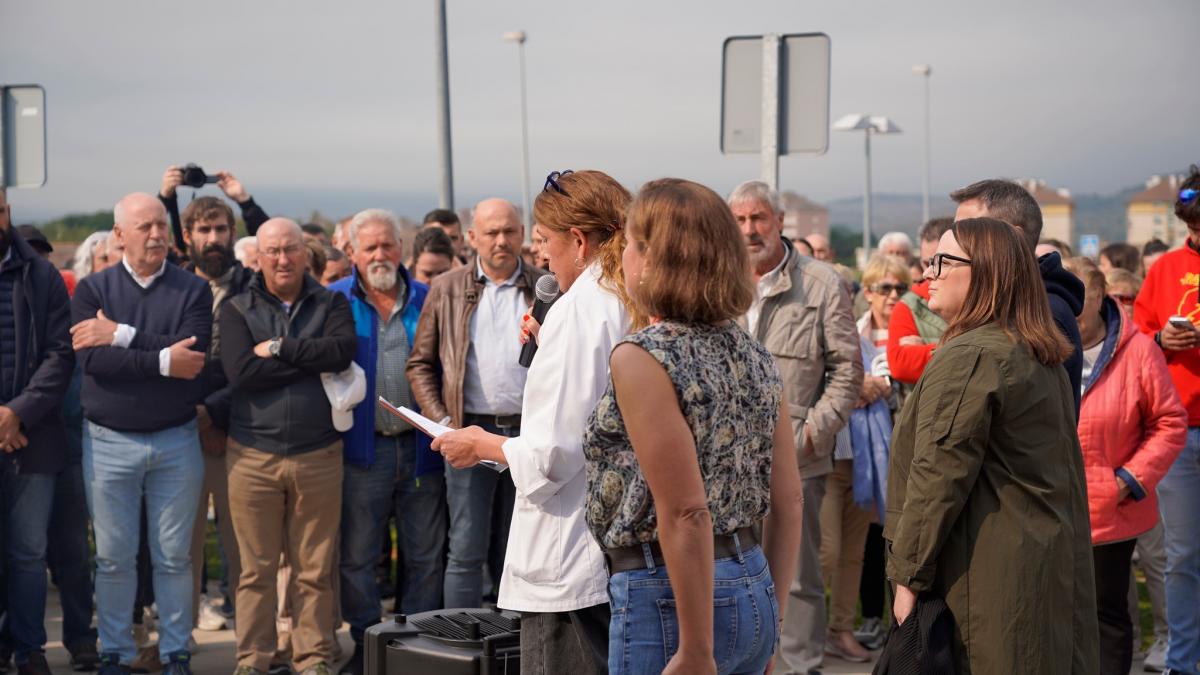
[519,274,560,367]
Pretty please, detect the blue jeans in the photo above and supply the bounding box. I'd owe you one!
[340,433,447,643]
[83,420,202,664]
[47,462,96,650]
[1160,427,1200,674]
[1,471,56,663]
[443,422,517,608]
[607,541,780,675]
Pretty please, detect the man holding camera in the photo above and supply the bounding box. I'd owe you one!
[159,165,270,255]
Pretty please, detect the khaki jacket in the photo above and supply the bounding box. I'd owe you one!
[884,324,1098,674]
[406,262,544,427]
[740,244,862,478]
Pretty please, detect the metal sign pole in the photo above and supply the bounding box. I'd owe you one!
[0,86,7,187]
[863,127,873,257]
[759,34,780,191]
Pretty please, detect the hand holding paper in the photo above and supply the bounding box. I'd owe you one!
[376,397,507,472]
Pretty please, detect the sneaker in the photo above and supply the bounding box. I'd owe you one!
[1143,637,1167,672]
[298,664,331,675]
[232,668,265,675]
[197,602,227,631]
[825,629,872,663]
[67,642,101,672]
[337,643,363,675]
[16,652,51,675]
[266,665,292,675]
[161,652,191,675]
[97,653,131,675]
[854,617,886,650]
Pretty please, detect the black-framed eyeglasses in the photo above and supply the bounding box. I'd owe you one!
[870,282,910,296]
[543,170,574,196]
[928,252,972,279]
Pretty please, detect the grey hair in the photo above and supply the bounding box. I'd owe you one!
[727,180,782,214]
[878,231,914,252]
[112,192,164,229]
[73,231,110,280]
[234,236,257,265]
[348,208,403,251]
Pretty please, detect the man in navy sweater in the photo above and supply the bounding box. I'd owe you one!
[70,193,212,675]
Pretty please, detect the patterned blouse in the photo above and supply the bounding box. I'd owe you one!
[583,320,783,549]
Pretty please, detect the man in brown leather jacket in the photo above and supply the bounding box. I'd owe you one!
[406,198,544,608]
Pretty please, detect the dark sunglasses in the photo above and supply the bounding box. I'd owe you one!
[1182,188,1199,205]
[1110,293,1136,304]
[870,282,909,296]
[543,170,575,196]
[928,252,972,279]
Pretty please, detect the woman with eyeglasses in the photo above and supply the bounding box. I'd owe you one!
[583,178,803,675]
[1061,256,1185,675]
[1132,163,1200,675]
[432,169,635,674]
[884,218,1098,674]
[818,254,909,663]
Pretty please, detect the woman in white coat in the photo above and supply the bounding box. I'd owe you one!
[433,169,636,674]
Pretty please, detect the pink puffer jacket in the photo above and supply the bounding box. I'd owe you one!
[1079,299,1187,545]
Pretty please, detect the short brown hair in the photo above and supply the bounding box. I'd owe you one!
[1099,242,1140,274]
[942,218,1072,366]
[533,170,640,323]
[950,179,1043,248]
[181,196,234,233]
[625,178,753,324]
[918,217,954,244]
[304,239,326,278]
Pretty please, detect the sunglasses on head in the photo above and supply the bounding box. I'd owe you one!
[1182,188,1199,205]
[543,170,574,196]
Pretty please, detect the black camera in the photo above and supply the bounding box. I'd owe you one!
[181,163,220,189]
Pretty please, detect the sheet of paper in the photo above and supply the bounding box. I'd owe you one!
[376,397,508,472]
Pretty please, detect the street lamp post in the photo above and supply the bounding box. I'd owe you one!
[912,64,932,225]
[833,114,902,261]
[434,0,454,210]
[503,30,532,242]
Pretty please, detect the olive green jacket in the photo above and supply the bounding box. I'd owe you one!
[884,324,1098,674]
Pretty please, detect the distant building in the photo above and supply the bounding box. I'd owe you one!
[1016,179,1074,245]
[1127,174,1187,247]
[780,191,829,241]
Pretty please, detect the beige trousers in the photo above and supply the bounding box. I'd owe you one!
[819,459,872,632]
[227,439,343,672]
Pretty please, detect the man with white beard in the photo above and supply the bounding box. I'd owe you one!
[327,209,445,675]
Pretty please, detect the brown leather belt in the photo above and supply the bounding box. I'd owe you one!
[463,413,522,429]
[603,526,760,575]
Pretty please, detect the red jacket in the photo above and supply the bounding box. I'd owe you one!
[1080,298,1187,544]
[1133,243,1200,425]
[887,280,936,384]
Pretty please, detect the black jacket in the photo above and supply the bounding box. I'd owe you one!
[219,273,356,455]
[872,594,960,675]
[1040,251,1085,416]
[1,230,74,475]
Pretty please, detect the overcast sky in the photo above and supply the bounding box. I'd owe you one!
[2,0,1197,222]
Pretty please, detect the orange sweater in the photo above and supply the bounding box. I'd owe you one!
[887,280,937,384]
[1133,243,1200,425]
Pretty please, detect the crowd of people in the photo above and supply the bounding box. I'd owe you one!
[0,162,1197,675]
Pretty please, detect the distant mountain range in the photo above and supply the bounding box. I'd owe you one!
[825,180,1158,246]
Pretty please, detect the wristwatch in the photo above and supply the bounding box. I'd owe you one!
[268,337,283,358]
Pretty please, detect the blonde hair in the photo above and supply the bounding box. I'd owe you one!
[1104,268,1141,297]
[861,254,912,290]
[1063,256,1106,301]
[626,178,754,324]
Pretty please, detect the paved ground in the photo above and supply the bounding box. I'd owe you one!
[36,586,1158,675]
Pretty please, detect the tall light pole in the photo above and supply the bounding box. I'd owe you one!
[912,64,932,225]
[503,30,532,242]
[434,0,454,209]
[833,114,902,261]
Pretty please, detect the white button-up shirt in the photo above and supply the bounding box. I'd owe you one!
[462,260,528,416]
[498,262,629,612]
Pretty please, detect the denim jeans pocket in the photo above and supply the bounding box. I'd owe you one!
[657,594,738,671]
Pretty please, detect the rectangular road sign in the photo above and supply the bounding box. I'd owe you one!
[721,33,831,156]
[1,85,47,188]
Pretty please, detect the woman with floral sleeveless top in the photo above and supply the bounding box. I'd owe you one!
[583,178,805,675]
